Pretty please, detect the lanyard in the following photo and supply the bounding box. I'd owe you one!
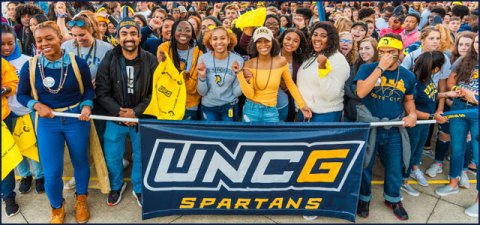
[77,40,97,67]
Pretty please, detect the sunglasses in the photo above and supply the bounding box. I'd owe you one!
[68,20,86,28]
[340,39,353,44]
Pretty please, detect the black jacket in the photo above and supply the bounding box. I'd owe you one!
[95,46,158,117]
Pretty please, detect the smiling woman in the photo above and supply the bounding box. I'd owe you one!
[157,19,203,120]
[16,21,94,224]
[238,27,311,123]
[296,22,350,122]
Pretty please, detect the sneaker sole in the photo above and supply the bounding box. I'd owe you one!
[465,210,479,218]
[5,208,20,217]
[401,187,420,197]
[107,183,127,206]
[132,190,142,207]
[435,189,459,197]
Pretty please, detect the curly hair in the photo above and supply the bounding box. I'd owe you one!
[434,24,454,52]
[278,28,309,64]
[451,31,476,63]
[308,22,339,58]
[14,4,43,25]
[202,26,237,52]
[454,34,478,83]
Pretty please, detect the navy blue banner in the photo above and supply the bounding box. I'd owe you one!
[140,121,370,222]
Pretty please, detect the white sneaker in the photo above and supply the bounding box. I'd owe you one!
[401,183,420,197]
[465,202,479,218]
[426,163,443,178]
[123,158,130,169]
[64,178,76,190]
[410,169,429,187]
[459,171,470,189]
[303,215,318,220]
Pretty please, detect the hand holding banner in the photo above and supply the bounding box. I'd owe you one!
[2,121,23,180]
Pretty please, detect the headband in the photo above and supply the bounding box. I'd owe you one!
[377,37,403,51]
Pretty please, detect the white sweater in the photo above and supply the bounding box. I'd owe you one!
[296,51,350,114]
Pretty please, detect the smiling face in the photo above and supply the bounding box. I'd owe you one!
[161,19,174,41]
[311,27,328,53]
[210,28,229,54]
[34,27,62,58]
[118,26,140,53]
[29,18,40,32]
[265,17,280,37]
[201,19,216,36]
[359,41,375,62]
[1,33,16,57]
[174,21,193,46]
[256,38,273,56]
[108,23,116,35]
[351,25,366,42]
[71,26,94,47]
[339,34,353,56]
[282,31,301,54]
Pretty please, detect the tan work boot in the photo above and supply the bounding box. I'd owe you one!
[75,194,90,223]
[50,201,65,224]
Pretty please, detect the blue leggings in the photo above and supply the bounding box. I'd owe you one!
[37,107,90,208]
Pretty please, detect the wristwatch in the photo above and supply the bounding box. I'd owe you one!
[1,87,7,96]
[429,114,435,120]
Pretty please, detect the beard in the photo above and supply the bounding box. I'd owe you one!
[121,41,138,52]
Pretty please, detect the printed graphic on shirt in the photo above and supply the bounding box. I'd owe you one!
[126,66,135,94]
[459,67,479,95]
[369,77,406,102]
[423,82,438,101]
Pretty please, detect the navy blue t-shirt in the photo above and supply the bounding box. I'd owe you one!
[413,79,438,114]
[354,62,416,119]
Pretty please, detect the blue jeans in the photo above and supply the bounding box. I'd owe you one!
[404,124,430,178]
[449,99,479,180]
[2,115,16,199]
[37,106,90,208]
[297,110,342,122]
[13,112,44,179]
[360,128,402,203]
[104,121,141,194]
[201,103,238,121]
[277,104,289,122]
[242,99,279,122]
[183,109,199,120]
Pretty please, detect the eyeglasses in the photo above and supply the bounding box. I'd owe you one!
[265,22,279,27]
[340,39,353,44]
[68,20,86,28]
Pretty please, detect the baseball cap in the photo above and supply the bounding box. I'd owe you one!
[253,27,273,42]
[352,22,368,32]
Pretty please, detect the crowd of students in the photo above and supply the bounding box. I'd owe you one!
[1,1,478,223]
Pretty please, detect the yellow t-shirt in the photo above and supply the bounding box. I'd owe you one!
[237,63,306,109]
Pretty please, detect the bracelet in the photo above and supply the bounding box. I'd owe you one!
[451,85,460,91]
[429,114,435,120]
[376,66,385,74]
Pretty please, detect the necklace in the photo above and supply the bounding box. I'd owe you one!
[38,52,69,94]
[212,52,230,87]
[254,56,273,91]
[77,40,97,68]
[178,46,191,72]
[379,64,401,98]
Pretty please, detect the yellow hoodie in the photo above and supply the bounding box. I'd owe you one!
[2,59,19,121]
[158,42,203,109]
